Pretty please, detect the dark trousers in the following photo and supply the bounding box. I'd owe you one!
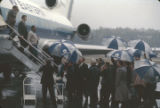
[18,37,28,48]
[74,89,83,108]
[134,85,145,105]
[143,83,157,108]
[111,87,116,108]
[100,85,112,108]
[42,84,56,104]
[29,44,38,57]
[67,88,82,108]
[83,88,89,105]
[90,86,98,108]
[114,101,127,108]
[67,88,74,107]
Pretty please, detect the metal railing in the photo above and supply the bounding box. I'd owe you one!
[6,24,54,66]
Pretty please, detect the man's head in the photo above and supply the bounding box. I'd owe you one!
[117,60,124,67]
[91,58,96,66]
[12,5,19,12]
[46,58,53,65]
[21,15,27,22]
[31,25,36,32]
[78,57,85,64]
[99,58,103,62]
[111,57,116,65]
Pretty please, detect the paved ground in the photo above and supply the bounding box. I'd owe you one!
[0,73,62,108]
[0,57,160,108]
[0,73,94,108]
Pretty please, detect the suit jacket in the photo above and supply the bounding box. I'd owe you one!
[66,64,76,91]
[78,63,89,89]
[6,10,17,27]
[88,65,100,89]
[18,21,28,39]
[101,67,113,87]
[40,63,55,85]
[80,63,88,81]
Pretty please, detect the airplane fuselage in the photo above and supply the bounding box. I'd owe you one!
[0,0,74,40]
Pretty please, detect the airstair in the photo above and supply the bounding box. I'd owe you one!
[0,15,53,72]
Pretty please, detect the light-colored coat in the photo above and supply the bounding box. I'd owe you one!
[115,66,129,102]
[27,30,39,45]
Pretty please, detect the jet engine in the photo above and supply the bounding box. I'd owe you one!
[77,24,90,41]
[45,0,57,8]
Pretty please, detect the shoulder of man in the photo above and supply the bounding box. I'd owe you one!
[82,63,88,67]
[18,21,23,26]
[28,30,34,35]
[8,10,14,15]
[90,65,98,71]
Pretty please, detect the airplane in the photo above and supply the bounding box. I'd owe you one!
[0,0,111,78]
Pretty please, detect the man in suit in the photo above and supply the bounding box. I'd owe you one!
[18,15,28,49]
[6,5,19,38]
[99,62,114,108]
[73,57,89,108]
[27,25,39,56]
[39,59,57,107]
[79,57,89,106]
[65,62,76,108]
[88,58,100,108]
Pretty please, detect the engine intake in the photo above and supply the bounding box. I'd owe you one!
[77,24,90,41]
[45,0,57,8]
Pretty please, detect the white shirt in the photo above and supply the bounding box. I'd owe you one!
[27,30,39,45]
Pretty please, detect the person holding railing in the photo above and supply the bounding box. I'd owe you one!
[27,25,39,56]
[18,15,28,52]
[6,5,19,38]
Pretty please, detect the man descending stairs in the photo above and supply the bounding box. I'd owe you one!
[0,15,53,74]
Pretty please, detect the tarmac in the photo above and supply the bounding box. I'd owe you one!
[0,72,95,108]
[0,72,65,108]
[0,58,160,108]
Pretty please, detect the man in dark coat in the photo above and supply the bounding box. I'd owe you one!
[39,59,57,106]
[65,62,76,107]
[88,58,100,108]
[73,63,83,108]
[99,62,113,108]
[6,5,19,38]
[18,15,28,48]
[74,57,89,108]
[79,57,89,106]
[6,5,19,27]
[110,58,117,108]
[97,58,105,69]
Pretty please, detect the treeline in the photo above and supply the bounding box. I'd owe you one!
[73,27,160,47]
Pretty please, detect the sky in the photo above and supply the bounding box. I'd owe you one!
[32,0,160,30]
[71,0,160,30]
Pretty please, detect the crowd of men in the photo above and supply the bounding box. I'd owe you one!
[5,5,159,108]
[6,5,39,56]
[39,55,158,108]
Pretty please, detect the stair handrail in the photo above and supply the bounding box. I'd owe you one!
[7,24,56,66]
